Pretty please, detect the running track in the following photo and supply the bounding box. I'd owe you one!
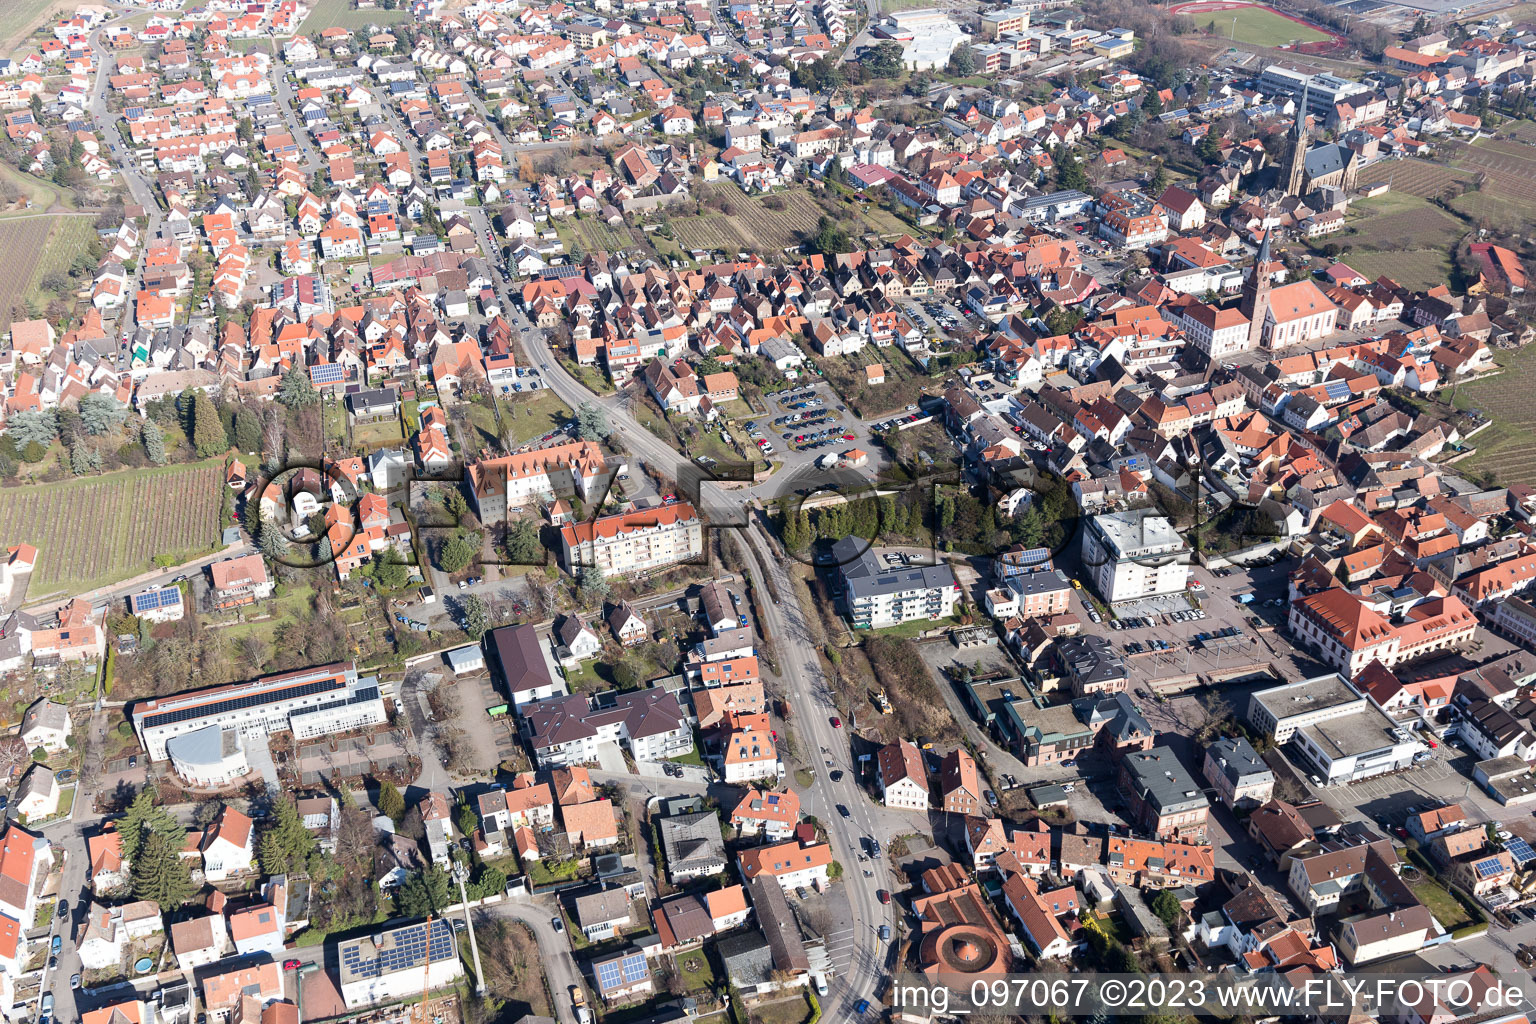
[1167,0,1348,48]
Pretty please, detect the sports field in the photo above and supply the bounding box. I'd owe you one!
[1175,1,1335,46]
[0,462,224,597]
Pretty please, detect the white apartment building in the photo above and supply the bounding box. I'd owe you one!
[558,503,703,576]
[523,689,693,767]
[1079,509,1189,604]
[1173,302,1251,359]
[738,840,833,893]
[831,537,959,629]
[133,662,387,761]
[877,740,930,810]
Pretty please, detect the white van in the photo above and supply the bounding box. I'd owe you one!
[812,974,828,997]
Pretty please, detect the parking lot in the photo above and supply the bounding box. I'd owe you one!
[901,297,988,340]
[498,365,548,396]
[746,382,862,459]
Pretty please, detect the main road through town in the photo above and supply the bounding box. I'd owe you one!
[520,323,896,1013]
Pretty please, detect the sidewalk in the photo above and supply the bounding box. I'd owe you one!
[23,540,252,616]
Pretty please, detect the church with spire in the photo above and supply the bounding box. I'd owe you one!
[1239,230,1277,351]
[1283,82,1359,197]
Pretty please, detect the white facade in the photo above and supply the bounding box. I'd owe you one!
[134,662,386,761]
[879,775,929,811]
[338,920,464,1009]
[167,726,249,787]
[559,504,704,576]
[1080,510,1189,604]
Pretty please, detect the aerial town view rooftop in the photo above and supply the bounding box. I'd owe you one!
[6,0,1536,1020]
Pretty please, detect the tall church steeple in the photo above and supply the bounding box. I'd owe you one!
[1285,79,1310,196]
[1240,230,1275,352]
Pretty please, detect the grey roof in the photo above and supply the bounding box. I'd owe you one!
[1207,736,1272,784]
[1303,143,1351,180]
[21,699,69,736]
[831,536,957,601]
[1059,635,1127,688]
[744,873,809,972]
[574,888,634,927]
[1071,692,1151,743]
[715,930,775,985]
[1121,746,1209,816]
[526,689,687,750]
[165,724,240,768]
[659,811,727,875]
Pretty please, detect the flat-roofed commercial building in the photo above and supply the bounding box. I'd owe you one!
[1248,674,1421,784]
[1245,674,1366,745]
[133,662,387,761]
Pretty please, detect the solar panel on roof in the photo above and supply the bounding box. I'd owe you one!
[1506,838,1536,866]
[141,676,345,730]
[132,587,181,611]
[310,363,346,384]
[1474,856,1507,879]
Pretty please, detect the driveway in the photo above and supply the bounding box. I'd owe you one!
[594,741,628,775]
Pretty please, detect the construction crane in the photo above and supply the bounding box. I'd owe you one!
[418,914,433,1024]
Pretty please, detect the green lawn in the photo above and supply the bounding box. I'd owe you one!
[528,858,581,887]
[752,994,814,1024]
[860,614,961,638]
[1202,6,1332,46]
[1409,879,1474,931]
[500,390,575,446]
[674,950,716,993]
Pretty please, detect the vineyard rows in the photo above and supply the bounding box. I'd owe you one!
[0,464,223,594]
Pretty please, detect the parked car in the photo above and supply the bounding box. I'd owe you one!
[878,890,891,905]
[552,917,564,933]
[283,959,302,971]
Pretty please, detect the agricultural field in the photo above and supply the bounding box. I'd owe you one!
[0,462,225,597]
[564,216,637,254]
[0,0,65,57]
[0,218,56,331]
[1354,158,1474,201]
[1324,192,1465,289]
[301,0,405,31]
[0,162,72,215]
[23,217,100,309]
[669,184,915,255]
[1446,345,1536,485]
[1446,138,1536,231]
[1334,249,1452,292]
